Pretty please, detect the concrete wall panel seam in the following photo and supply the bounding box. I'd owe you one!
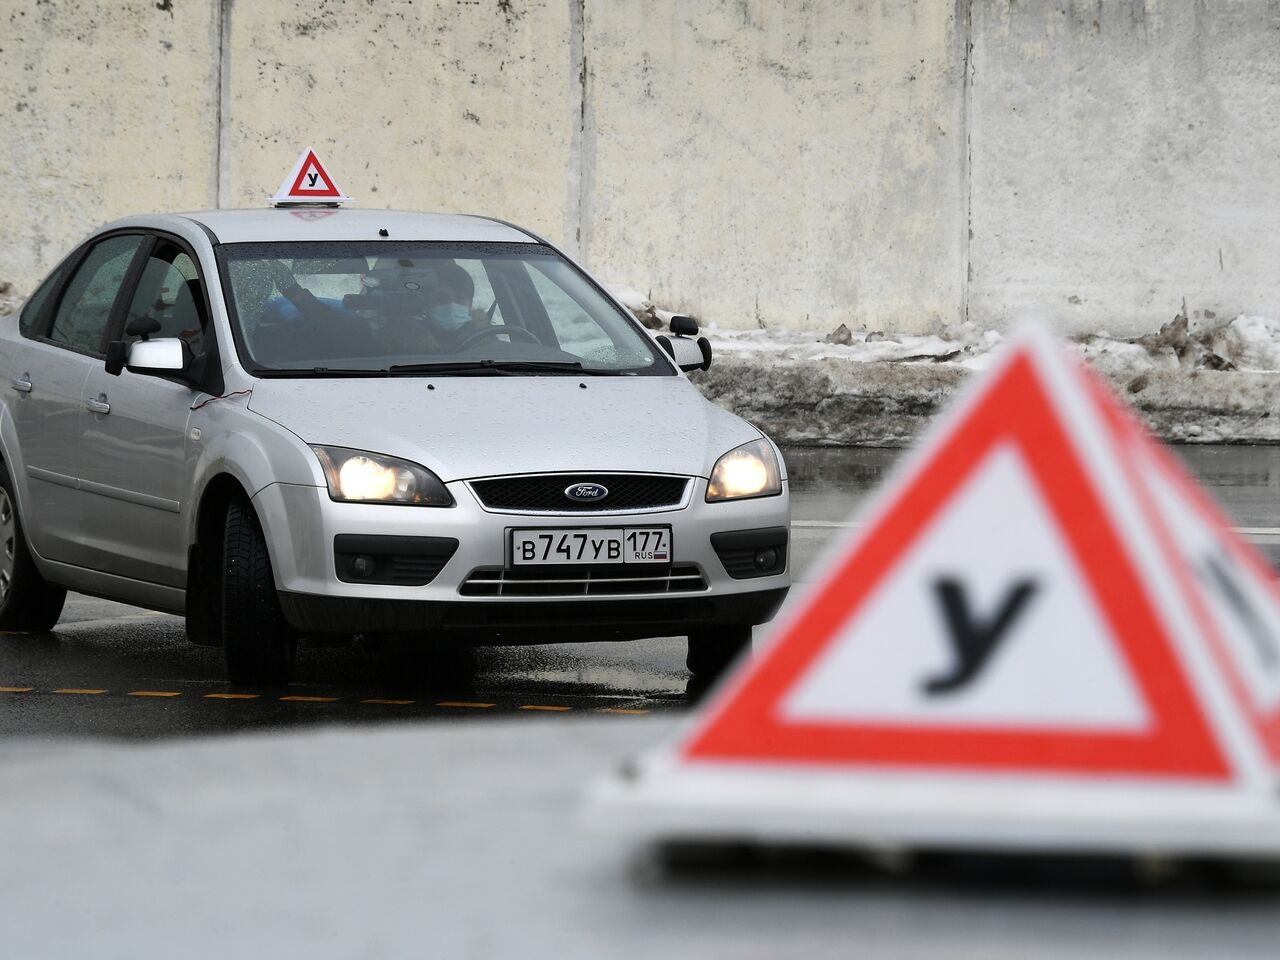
[577,0,597,266]
[216,0,233,209]
[566,0,586,256]
[959,0,973,328]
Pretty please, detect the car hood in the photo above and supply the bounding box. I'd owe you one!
[246,375,762,482]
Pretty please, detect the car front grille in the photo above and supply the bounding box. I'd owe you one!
[468,473,690,514]
[459,564,708,598]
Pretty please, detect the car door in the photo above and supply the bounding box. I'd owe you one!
[76,236,207,587]
[6,234,147,566]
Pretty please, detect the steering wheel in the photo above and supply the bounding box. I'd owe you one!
[455,324,542,351]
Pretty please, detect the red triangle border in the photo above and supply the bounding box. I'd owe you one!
[287,150,342,198]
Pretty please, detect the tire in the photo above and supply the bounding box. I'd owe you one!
[221,494,295,686]
[686,625,752,689]
[184,545,223,646]
[0,462,66,631]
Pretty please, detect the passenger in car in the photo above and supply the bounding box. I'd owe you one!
[260,260,376,360]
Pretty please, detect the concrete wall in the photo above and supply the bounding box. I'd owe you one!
[2,1,1278,337]
[968,1,1280,336]
[580,0,966,334]
[0,0,219,284]
[221,1,574,238]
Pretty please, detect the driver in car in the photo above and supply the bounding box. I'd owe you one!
[424,261,489,349]
[361,259,487,355]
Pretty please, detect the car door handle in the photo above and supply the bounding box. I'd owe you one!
[10,377,32,394]
[85,397,112,415]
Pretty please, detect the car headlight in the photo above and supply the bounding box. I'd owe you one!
[706,439,782,502]
[311,445,453,506]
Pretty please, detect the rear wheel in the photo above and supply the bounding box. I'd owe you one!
[687,625,752,690]
[0,464,66,632]
[222,494,295,686]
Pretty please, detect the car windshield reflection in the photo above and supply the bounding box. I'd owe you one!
[218,242,669,376]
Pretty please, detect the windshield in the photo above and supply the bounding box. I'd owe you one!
[216,241,671,376]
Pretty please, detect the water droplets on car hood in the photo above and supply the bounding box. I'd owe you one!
[246,376,760,482]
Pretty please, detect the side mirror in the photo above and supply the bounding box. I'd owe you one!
[125,338,192,377]
[669,315,698,337]
[104,340,128,377]
[655,333,712,373]
[125,314,162,341]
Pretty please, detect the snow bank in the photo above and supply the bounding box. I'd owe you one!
[609,293,1280,445]
[1216,315,1280,372]
[709,322,1003,369]
[605,285,667,330]
[694,311,1280,381]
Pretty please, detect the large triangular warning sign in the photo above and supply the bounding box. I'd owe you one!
[1078,365,1280,767]
[597,328,1280,857]
[686,349,1227,779]
[269,147,352,206]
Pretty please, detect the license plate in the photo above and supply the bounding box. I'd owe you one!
[511,527,671,566]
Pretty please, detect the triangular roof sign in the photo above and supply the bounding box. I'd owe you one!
[596,327,1280,857]
[269,147,352,206]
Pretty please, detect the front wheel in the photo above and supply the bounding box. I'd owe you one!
[686,625,752,691]
[222,494,296,686]
[0,464,66,631]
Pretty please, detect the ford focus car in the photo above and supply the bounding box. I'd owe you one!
[0,166,790,687]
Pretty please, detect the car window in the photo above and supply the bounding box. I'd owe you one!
[48,235,144,355]
[457,260,503,325]
[17,261,67,338]
[218,241,668,376]
[522,263,638,366]
[123,242,208,355]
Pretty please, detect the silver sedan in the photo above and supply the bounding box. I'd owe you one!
[0,208,790,686]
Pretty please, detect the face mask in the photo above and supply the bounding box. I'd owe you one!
[431,303,471,331]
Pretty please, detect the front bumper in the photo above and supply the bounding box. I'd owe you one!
[277,587,789,642]
[252,475,792,639]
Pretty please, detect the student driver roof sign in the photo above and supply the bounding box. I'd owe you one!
[269,147,352,206]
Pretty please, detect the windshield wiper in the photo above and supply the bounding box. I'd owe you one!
[249,360,629,378]
[389,359,615,376]
[251,367,391,378]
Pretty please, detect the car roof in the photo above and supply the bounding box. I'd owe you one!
[168,208,540,245]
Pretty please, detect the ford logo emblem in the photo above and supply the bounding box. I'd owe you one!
[565,482,609,502]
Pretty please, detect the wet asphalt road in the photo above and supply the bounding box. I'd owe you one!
[1,444,1277,741]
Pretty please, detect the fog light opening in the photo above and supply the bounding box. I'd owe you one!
[351,554,377,579]
[754,548,778,572]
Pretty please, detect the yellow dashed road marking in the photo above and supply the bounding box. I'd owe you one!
[0,683,656,715]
